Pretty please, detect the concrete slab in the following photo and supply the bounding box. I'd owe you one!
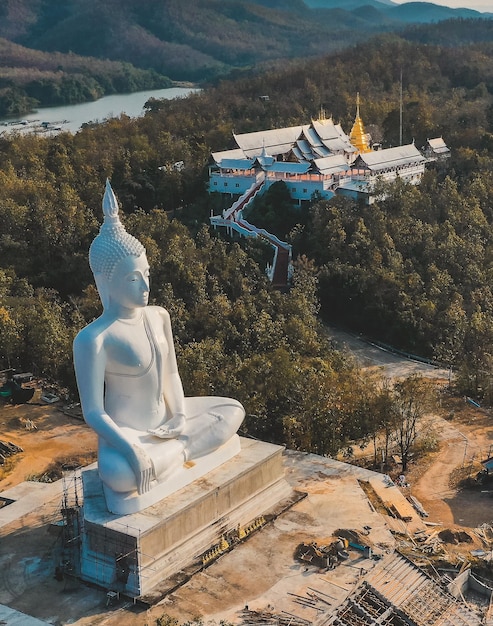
[0,604,52,625]
[0,480,64,529]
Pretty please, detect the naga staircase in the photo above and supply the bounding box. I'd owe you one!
[210,174,292,288]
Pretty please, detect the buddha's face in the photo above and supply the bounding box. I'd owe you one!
[107,253,150,311]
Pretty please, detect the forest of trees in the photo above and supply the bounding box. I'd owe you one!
[1,31,493,459]
[0,39,172,117]
[0,0,489,86]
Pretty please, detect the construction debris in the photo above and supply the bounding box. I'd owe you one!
[239,606,311,625]
[473,523,493,545]
[201,516,267,566]
[0,440,23,464]
[294,538,347,570]
[408,494,429,517]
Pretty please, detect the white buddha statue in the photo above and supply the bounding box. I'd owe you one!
[73,180,245,514]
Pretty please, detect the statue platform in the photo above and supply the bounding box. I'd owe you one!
[80,437,295,598]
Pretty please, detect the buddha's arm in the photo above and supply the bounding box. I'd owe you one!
[73,330,153,494]
[158,308,186,435]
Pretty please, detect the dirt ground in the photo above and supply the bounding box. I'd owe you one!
[1,346,493,624]
[407,395,493,529]
[0,396,97,491]
[328,326,493,529]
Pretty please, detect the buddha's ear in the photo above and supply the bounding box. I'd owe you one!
[94,273,110,310]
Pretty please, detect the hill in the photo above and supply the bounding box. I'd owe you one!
[0,38,171,116]
[304,0,486,19]
[388,1,483,23]
[0,0,491,88]
[2,31,493,452]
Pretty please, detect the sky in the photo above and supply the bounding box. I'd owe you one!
[392,0,493,11]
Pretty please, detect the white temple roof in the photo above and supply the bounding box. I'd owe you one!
[312,119,356,153]
[219,158,255,170]
[313,155,350,175]
[234,126,306,158]
[356,144,425,171]
[211,148,245,164]
[324,137,356,153]
[426,137,450,154]
[312,118,342,140]
[226,120,358,164]
[303,126,325,147]
[267,162,311,174]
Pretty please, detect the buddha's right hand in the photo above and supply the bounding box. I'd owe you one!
[148,413,186,439]
[129,444,154,494]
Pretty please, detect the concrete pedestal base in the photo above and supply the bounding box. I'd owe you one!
[80,437,294,598]
[104,434,242,515]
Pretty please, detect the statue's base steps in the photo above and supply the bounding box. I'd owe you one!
[80,438,296,598]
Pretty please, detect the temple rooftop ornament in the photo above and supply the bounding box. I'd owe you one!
[350,92,372,154]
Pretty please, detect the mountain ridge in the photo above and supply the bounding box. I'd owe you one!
[0,0,491,83]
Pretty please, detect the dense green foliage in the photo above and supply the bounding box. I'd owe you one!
[0,39,171,116]
[0,0,489,85]
[2,31,493,456]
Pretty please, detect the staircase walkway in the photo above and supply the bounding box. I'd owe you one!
[210,176,292,288]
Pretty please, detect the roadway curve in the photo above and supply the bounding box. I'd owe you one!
[328,327,493,528]
[327,326,451,381]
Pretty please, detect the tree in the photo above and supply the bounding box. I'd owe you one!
[350,371,395,468]
[0,305,22,369]
[390,375,435,472]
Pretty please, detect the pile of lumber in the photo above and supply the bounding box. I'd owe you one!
[0,440,23,464]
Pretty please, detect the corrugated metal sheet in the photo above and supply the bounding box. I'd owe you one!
[428,137,448,150]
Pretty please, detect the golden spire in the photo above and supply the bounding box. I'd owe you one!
[350,93,371,153]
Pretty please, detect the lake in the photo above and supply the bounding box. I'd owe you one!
[0,86,197,135]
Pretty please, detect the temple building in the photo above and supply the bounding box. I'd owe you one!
[209,99,449,286]
[208,99,448,206]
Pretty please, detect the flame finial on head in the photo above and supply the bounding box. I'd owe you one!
[102,178,120,223]
[89,179,145,281]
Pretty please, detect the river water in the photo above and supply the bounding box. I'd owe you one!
[0,86,197,135]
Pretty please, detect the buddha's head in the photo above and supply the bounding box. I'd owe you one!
[90,180,147,310]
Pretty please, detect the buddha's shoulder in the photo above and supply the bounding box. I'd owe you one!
[144,305,171,322]
[73,315,113,348]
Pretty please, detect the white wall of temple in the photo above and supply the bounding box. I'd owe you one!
[209,172,255,195]
[209,162,426,204]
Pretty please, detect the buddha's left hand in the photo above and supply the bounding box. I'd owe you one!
[148,413,186,439]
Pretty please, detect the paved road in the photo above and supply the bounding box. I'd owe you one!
[327,327,451,381]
